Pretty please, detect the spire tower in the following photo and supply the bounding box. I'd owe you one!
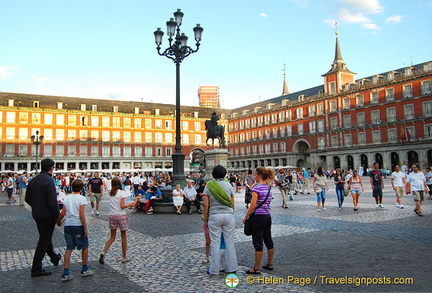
[281,63,289,96]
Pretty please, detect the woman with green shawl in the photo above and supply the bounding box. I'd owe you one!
[202,165,238,274]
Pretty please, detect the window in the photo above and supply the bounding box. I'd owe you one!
[287,126,292,136]
[296,108,303,119]
[6,144,14,155]
[19,128,28,140]
[44,129,53,141]
[113,117,120,127]
[331,136,338,147]
[80,146,87,156]
[80,104,86,111]
[6,112,16,123]
[372,131,381,144]
[194,122,201,131]
[403,84,413,98]
[80,116,88,126]
[135,147,142,157]
[387,72,394,81]
[286,110,292,121]
[134,107,139,114]
[32,113,41,123]
[343,114,351,128]
[280,142,286,152]
[156,147,162,157]
[155,133,162,142]
[56,114,64,125]
[19,113,28,124]
[33,101,40,108]
[113,147,120,156]
[79,130,87,141]
[330,117,338,130]
[280,127,285,137]
[404,104,414,119]
[370,92,378,104]
[329,81,336,94]
[102,147,110,157]
[265,144,271,154]
[57,102,63,109]
[357,112,365,126]
[102,131,110,142]
[134,118,141,128]
[297,123,303,135]
[195,134,202,144]
[145,147,153,157]
[91,146,98,157]
[424,124,432,139]
[264,115,270,125]
[56,145,64,157]
[421,80,431,95]
[386,88,395,102]
[124,132,131,142]
[91,116,99,126]
[68,146,76,157]
[134,132,142,142]
[124,147,131,157]
[357,95,364,106]
[155,120,162,129]
[124,118,131,128]
[406,126,415,140]
[44,114,53,125]
[343,98,350,109]
[317,103,323,115]
[43,145,52,156]
[56,129,64,141]
[405,67,412,76]
[309,121,316,133]
[424,63,432,72]
[145,132,152,142]
[183,134,189,143]
[102,117,110,127]
[165,133,172,143]
[68,115,76,126]
[358,132,366,145]
[165,120,172,129]
[329,100,336,112]
[265,129,270,139]
[371,110,381,124]
[308,105,315,117]
[111,131,120,142]
[317,120,324,132]
[388,128,397,143]
[259,145,264,154]
[387,107,396,122]
[91,105,97,111]
[18,145,27,156]
[113,106,118,113]
[68,130,76,140]
[423,101,432,117]
[166,148,172,157]
[145,119,152,129]
[8,99,14,107]
[278,112,285,122]
[318,137,325,149]
[344,134,352,147]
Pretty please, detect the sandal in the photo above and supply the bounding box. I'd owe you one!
[262,264,274,270]
[245,268,261,274]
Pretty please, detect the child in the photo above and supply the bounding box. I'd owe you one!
[99,177,141,264]
[57,179,93,282]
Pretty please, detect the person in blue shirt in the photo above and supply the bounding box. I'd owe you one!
[144,186,162,214]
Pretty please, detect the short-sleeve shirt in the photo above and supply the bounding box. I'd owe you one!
[252,184,272,215]
[334,175,345,190]
[203,180,234,215]
[108,189,128,215]
[314,174,327,188]
[89,177,103,193]
[407,172,426,191]
[391,171,406,187]
[369,170,383,188]
[425,172,432,185]
[63,194,88,226]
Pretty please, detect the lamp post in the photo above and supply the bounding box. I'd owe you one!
[154,9,203,186]
[31,130,44,174]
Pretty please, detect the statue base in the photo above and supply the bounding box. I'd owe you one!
[203,148,229,180]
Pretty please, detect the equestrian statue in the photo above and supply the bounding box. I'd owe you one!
[205,112,226,148]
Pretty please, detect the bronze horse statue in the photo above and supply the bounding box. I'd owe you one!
[205,120,226,148]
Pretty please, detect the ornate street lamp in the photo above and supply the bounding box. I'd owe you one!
[154,9,203,186]
[31,130,44,174]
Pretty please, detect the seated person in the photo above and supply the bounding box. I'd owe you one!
[145,186,162,214]
[134,185,145,212]
[172,184,184,214]
[183,180,202,215]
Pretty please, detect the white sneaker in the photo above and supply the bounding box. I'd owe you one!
[61,274,73,282]
[81,269,94,277]
[380,204,384,208]
[122,258,130,263]
[95,211,100,216]
[376,205,380,208]
[90,209,95,215]
[399,204,404,209]
[395,203,400,208]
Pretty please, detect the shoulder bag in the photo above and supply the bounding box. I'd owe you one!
[244,187,271,236]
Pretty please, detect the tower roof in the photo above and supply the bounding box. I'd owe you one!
[322,33,356,76]
[281,63,289,96]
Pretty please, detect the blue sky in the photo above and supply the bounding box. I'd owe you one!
[0,0,431,109]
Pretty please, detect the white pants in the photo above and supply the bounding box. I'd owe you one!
[208,214,238,274]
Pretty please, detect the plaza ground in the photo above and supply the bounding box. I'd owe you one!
[0,178,430,292]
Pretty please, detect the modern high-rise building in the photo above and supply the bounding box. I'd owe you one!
[198,85,220,109]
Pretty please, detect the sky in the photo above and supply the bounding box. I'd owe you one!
[0,0,431,109]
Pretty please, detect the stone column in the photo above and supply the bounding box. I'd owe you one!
[203,148,229,180]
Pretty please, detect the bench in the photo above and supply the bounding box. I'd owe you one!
[137,188,202,214]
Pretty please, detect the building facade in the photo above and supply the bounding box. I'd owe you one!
[0,93,228,173]
[198,85,220,109]
[227,36,432,172]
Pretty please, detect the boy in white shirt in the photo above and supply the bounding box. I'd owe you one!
[57,179,94,281]
[391,165,406,209]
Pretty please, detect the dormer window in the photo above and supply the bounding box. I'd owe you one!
[405,67,412,76]
[57,102,63,109]
[113,106,118,113]
[424,62,432,72]
[80,104,86,111]
[8,99,14,107]
[134,107,139,114]
[33,101,40,108]
[266,103,274,110]
[282,99,290,106]
[194,111,198,118]
[387,72,394,81]
[155,109,160,115]
[91,105,97,111]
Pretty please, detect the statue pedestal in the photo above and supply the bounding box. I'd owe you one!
[203,148,229,180]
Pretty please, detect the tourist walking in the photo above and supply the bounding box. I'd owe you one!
[242,166,275,275]
[406,163,429,217]
[276,169,289,209]
[25,158,61,277]
[99,177,141,264]
[313,167,329,211]
[425,167,432,200]
[391,165,406,209]
[370,162,385,208]
[202,165,237,275]
[18,171,28,206]
[348,170,364,211]
[88,172,104,216]
[333,169,346,210]
[244,169,256,209]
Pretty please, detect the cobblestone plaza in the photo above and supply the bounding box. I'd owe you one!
[1,178,430,292]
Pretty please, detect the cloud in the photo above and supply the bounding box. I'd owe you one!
[340,0,383,14]
[385,15,404,24]
[0,66,17,80]
[260,12,268,17]
[361,23,379,30]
